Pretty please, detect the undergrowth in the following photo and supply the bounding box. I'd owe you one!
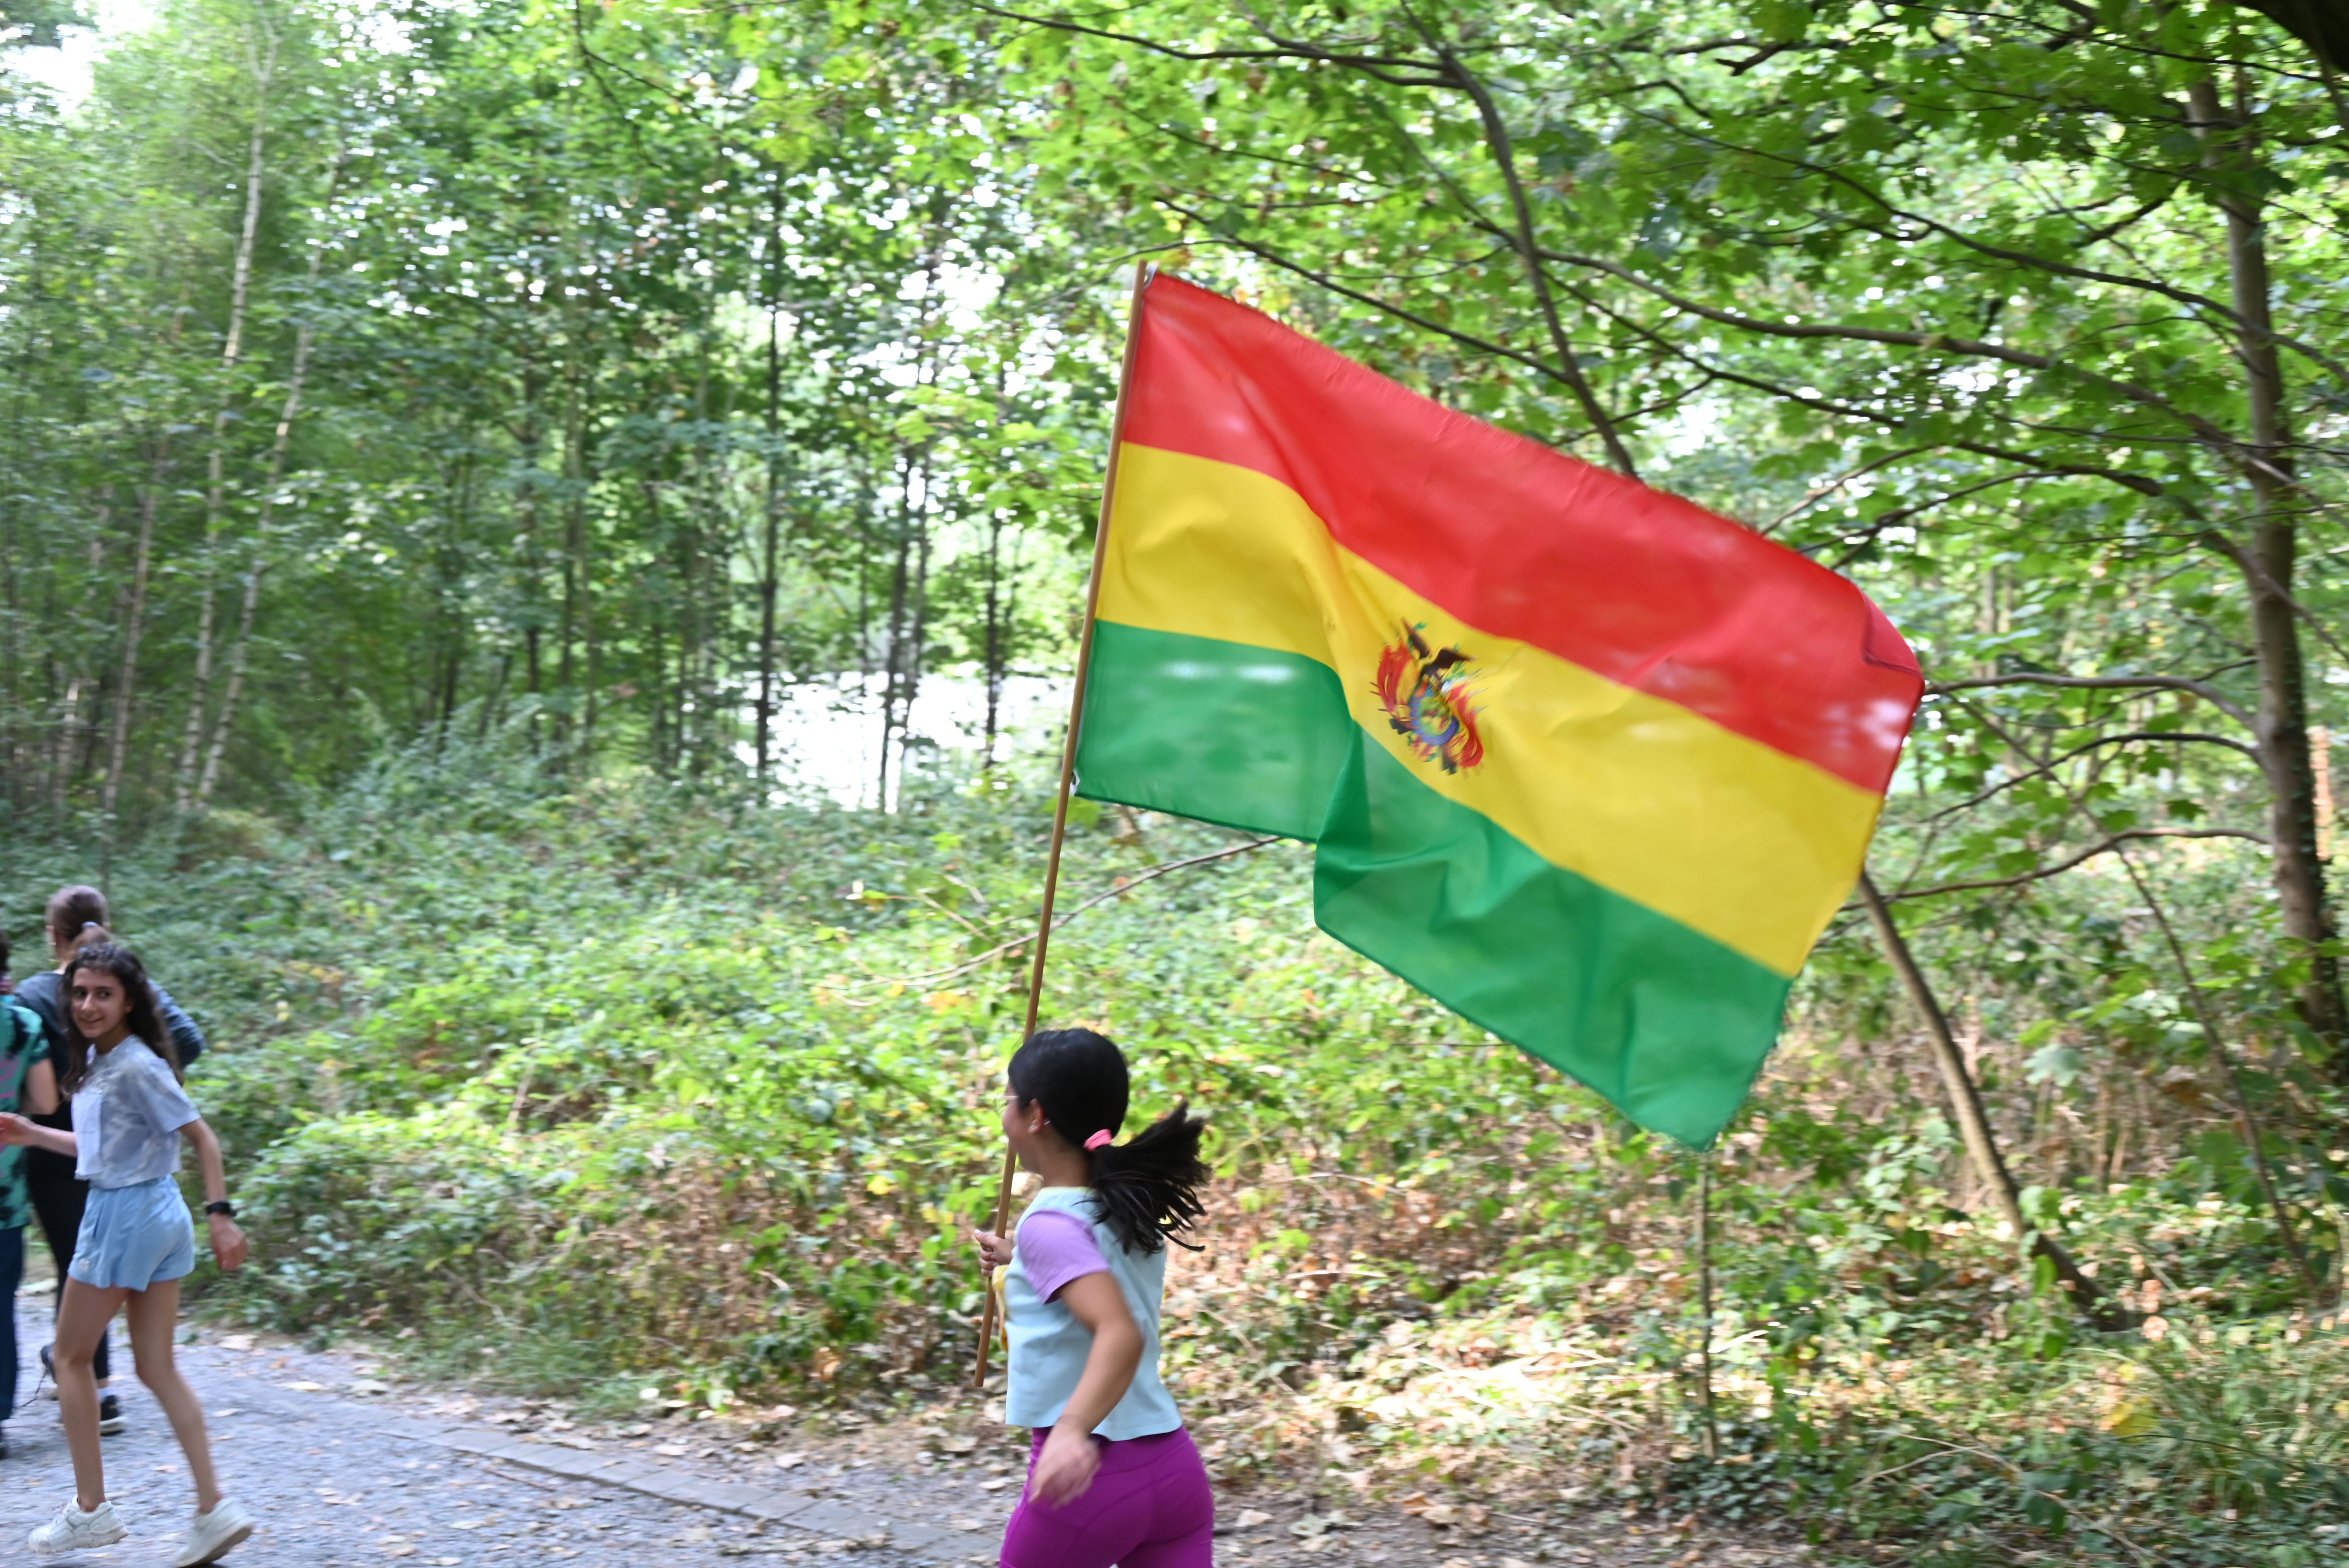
[4,733,2345,1566]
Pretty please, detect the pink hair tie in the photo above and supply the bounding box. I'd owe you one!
[1084,1130,1114,1151]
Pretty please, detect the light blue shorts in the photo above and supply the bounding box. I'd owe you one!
[70,1176,196,1291]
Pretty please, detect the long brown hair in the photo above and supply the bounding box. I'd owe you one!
[56,943,177,1096]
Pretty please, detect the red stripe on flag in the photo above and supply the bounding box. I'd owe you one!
[1121,274,1922,795]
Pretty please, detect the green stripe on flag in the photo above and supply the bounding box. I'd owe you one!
[1075,620,1356,842]
[1314,738,1789,1148]
[1075,619,1788,1147]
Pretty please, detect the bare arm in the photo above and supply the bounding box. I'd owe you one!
[23,1057,57,1118]
[0,1110,74,1157]
[180,1117,250,1271]
[1030,1271,1144,1506]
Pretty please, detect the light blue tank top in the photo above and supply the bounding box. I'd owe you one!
[1003,1187,1184,1440]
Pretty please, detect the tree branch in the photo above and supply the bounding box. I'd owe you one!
[1522,239,2250,456]
[1431,43,1638,476]
[1157,200,1581,389]
[1824,470,2078,570]
[859,834,1284,991]
[968,1,1451,84]
[1877,828,2269,902]
[1926,672,2256,731]
[1923,730,2264,824]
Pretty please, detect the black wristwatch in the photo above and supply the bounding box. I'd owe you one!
[204,1201,236,1218]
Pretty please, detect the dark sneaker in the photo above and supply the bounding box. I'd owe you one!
[99,1394,125,1436]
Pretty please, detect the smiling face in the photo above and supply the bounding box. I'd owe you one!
[69,965,132,1049]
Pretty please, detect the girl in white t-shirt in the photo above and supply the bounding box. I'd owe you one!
[0,943,256,1566]
[970,1028,1214,1568]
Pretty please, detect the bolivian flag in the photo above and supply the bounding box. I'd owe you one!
[1073,275,1923,1146]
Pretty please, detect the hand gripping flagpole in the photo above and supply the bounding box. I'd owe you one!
[973,259,1155,1389]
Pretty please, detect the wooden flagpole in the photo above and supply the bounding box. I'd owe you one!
[973,260,1155,1387]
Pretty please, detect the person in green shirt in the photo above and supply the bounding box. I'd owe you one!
[0,925,62,1462]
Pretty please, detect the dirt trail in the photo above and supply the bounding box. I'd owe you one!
[2,1313,1812,1568]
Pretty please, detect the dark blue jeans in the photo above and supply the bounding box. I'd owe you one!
[0,1225,21,1421]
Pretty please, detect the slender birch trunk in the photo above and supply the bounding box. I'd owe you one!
[176,25,277,811]
[756,184,784,779]
[101,438,171,882]
[50,489,110,819]
[192,146,344,809]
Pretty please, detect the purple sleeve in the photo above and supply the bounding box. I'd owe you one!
[1017,1210,1110,1302]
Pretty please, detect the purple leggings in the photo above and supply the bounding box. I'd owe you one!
[1000,1425,1214,1568]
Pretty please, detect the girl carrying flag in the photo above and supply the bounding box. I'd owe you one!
[970,1028,1215,1568]
[0,943,255,1565]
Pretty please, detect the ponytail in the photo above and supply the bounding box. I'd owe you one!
[1007,1028,1210,1256]
[1090,1104,1210,1256]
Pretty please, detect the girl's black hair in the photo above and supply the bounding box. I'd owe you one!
[57,943,178,1096]
[1008,1027,1209,1256]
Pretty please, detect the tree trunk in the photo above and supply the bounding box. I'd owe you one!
[193,284,319,807]
[194,149,342,809]
[1858,873,2117,1323]
[877,455,918,811]
[565,339,595,764]
[758,239,784,779]
[982,509,1005,771]
[517,355,545,728]
[101,437,170,879]
[2187,78,2347,1063]
[50,488,110,820]
[176,32,276,811]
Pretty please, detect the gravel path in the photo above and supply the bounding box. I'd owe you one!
[0,1314,980,1568]
[2,1292,1811,1568]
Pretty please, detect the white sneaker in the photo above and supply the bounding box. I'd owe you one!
[175,1499,256,1566]
[29,1497,128,1556]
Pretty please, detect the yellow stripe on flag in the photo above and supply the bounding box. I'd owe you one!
[1100,443,1883,978]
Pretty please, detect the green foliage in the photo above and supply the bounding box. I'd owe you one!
[8,0,2349,1561]
[11,738,2345,1562]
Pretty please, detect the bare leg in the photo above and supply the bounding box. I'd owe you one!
[54,1279,128,1512]
[126,1280,223,1515]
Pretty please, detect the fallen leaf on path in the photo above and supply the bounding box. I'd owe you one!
[977,1478,1010,1491]
[347,1378,391,1395]
[773,1450,808,1469]
[652,1443,690,1456]
[1232,1509,1272,1529]
[281,1381,326,1392]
